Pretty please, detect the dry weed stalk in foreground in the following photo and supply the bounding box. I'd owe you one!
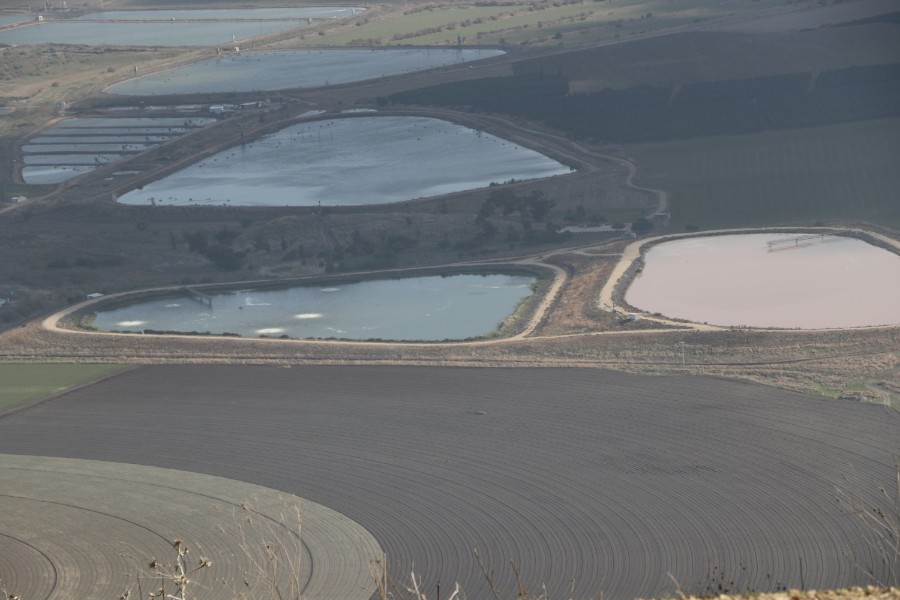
[834,459,900,586]
[118,498,307,600]
[370,548,601,600]
[0,578,21,600]
[120,539,212,600]
[229,501,306,599]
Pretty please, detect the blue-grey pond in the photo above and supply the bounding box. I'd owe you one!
[108,48,505,95]
[91,274,536,341]
[116,116,571,206]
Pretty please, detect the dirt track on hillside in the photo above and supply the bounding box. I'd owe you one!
[0,365,896,598]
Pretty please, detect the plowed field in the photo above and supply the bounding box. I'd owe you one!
[0,365,896,598]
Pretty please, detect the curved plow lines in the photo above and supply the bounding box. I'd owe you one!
[0,366,895,598]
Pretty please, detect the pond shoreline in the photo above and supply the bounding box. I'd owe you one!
[605,227,900,330]
[64,263,552,343]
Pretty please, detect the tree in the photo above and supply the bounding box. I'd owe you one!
[631,217,654,234]
[204,244,244,271]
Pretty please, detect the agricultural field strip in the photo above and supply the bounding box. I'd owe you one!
[0,363,127,413]
[0,365,895,598]
[0,454,381,599]
[622,118,900,229]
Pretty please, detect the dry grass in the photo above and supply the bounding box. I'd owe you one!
[834,461,900,587]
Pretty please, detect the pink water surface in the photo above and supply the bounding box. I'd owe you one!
[625,233,900,328]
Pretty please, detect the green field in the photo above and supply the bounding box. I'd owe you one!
[0,364,126,411]
[625,118,900,230]
[287,0,789,48]
[518,24,900,90]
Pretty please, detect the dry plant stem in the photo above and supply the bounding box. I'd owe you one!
[232,501,304,599]
[370,554,443,600]
[834,459,900,586]
[121,540,211,600]
[475,548,503,600]
[1,578,21,600]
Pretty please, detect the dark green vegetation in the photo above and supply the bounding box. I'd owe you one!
[384,23,900,229]
[0,363,125,411]
[516,27,900,90]
[0,365,895,596]
[388,64,900,143]
[627,118,900,230]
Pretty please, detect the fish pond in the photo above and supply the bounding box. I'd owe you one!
[108,48,505,95]
[21,117,215,185]
[116,116,571,206]
[0,7,358,46]
[90,273,537,341]
[625,233,900,329]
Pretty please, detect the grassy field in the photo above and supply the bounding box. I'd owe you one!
[282,0,789,48]
[517,24,900,90]
[0,45,189,141]
[0,363,125,411]
[625,118,900,230]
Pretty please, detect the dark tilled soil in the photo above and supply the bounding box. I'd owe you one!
[0,365,896,598]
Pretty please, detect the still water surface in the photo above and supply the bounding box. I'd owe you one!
[92,274,535,341]
[625,233,900,328]
[22,166,96,184]
[109,48,504,95]
[0,14,30,27]
[21,117,214,184]
[117,117,570,206]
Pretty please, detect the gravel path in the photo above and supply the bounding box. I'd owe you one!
[0,365,896,598]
